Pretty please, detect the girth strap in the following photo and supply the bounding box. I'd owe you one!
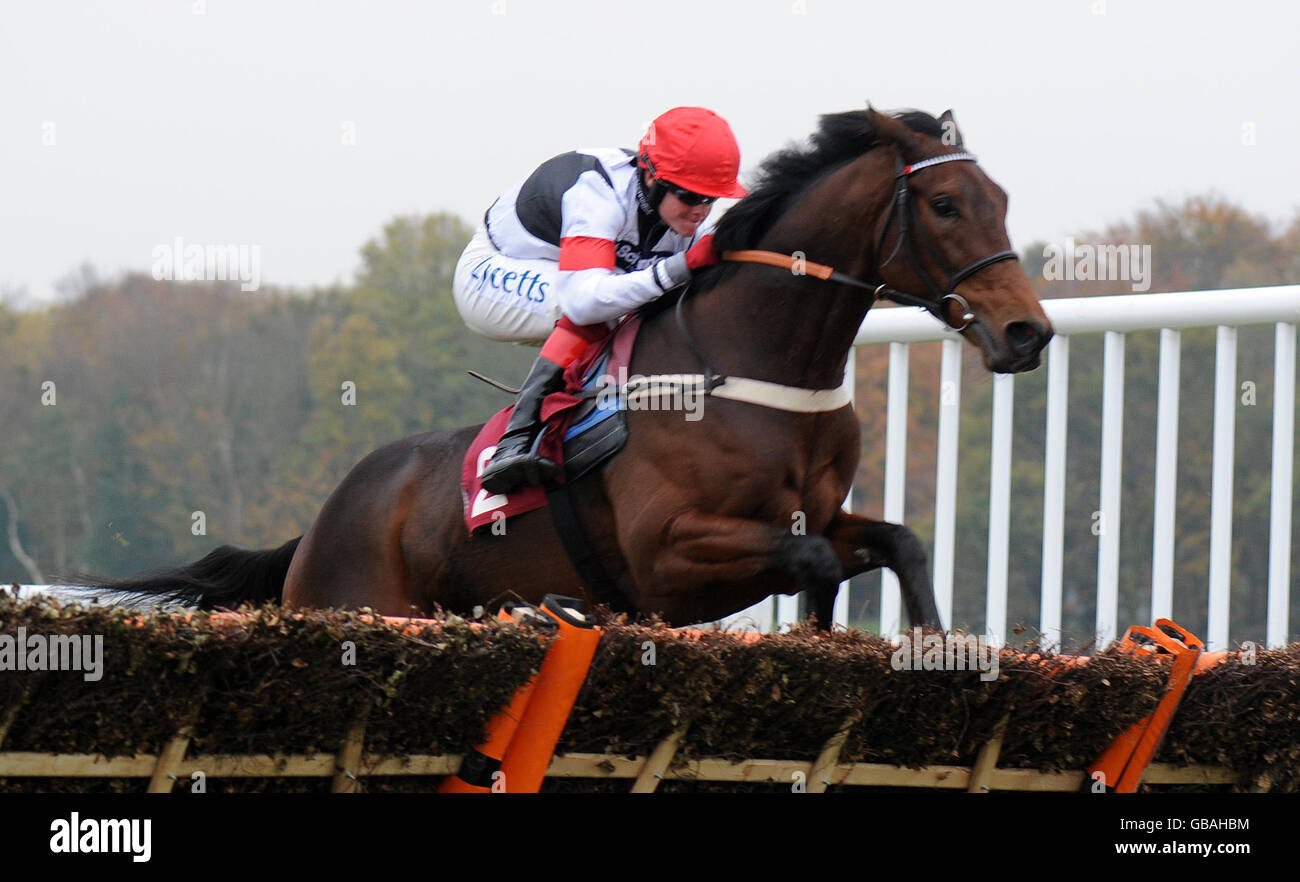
[546,482,634,614]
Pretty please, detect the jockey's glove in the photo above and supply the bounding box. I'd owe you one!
[652,234,720,292]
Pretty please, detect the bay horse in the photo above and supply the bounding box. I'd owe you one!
[100,107,1052,631]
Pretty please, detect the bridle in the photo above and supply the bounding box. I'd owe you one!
[722,151,1019,332]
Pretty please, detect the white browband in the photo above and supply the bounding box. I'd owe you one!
[902,152,979,175]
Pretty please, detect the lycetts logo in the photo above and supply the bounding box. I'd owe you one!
[469,256,549,303]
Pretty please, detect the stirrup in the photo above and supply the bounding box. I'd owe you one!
[481,431,559,494]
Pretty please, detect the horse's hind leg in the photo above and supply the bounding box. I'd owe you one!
[825,511,944,630]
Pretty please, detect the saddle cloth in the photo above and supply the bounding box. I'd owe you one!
[461,316,640,533]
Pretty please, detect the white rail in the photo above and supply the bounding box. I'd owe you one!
[737,286,1297,649]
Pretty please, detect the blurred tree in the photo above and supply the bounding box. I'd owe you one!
[346,213,534,437]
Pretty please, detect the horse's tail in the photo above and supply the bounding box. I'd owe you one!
[83,536,301,610]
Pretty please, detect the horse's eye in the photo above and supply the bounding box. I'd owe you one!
[931,196,958,219]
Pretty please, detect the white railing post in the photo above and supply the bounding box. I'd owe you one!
[835,347,855,629]
[1151,328,1181,622]
[880,341,910,637]
[986,373,1014,647]
[1268,322,1296,648]
[1040,335,1069,651]
[1208,326,1238,650]
[775,591,800,632]
[933,337,963,629]
[1096,331,1126,649]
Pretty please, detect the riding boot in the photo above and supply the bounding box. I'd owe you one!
[480,355,567,494]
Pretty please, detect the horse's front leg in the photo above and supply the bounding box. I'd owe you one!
[637,509,843,627]
[807,583,840,632]
[824,510,944,630]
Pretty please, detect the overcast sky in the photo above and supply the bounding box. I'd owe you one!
[2,0,1296,305]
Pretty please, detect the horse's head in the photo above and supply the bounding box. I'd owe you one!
[865,108,1052,372]
[707,107,1052,377]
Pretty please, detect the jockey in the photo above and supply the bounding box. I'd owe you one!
[453,106,747,494]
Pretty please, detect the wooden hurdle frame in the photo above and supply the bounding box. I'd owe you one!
[0,709,1246,793]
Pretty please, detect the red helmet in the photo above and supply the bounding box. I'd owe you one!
[637,107,748,199]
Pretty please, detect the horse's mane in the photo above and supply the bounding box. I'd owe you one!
[688,108,944,293]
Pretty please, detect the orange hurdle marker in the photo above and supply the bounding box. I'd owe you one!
[1087,619,1205,793]
[496,595,602,793]
[438,603,557,793]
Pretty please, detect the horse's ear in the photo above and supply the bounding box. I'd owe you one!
[864,103,884,132]
[865,106,914,148]
[937,109,963,148]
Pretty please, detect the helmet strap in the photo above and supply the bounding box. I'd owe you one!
[635,157,668,215]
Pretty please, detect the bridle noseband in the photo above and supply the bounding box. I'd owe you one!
[723,150,1019,333]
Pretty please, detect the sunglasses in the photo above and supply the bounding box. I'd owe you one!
[665,184,717,206]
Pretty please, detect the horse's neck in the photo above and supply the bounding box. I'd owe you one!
[687,154,892,390]
[685,276,868,389]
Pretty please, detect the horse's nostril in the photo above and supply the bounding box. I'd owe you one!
[1006,321,1049,356]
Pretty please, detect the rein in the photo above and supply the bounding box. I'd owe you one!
[722,151,1018,332]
